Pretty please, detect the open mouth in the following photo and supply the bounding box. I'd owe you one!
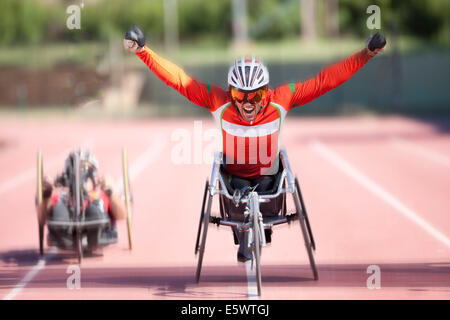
[243,105,256,117]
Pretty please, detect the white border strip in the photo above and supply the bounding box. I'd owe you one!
[310,139,450,248]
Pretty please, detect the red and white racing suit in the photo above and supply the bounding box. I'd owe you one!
[136,47,373,179]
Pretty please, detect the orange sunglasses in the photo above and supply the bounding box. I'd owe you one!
[230,86,268,104]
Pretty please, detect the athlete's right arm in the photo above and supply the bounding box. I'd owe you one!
[124,26,213,109]
[37,176,54,225]
[136,46,212,107]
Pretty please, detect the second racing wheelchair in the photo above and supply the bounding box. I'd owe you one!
[195,149,318,296]
[35,149,134,263]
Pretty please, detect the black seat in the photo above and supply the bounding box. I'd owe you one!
[219,158,285,221]
[219,157,285,195]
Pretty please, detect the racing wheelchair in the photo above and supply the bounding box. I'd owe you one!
[35,149,134,263]
[194,149,318,296]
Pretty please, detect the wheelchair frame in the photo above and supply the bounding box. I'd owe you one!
[194,149,318,296]
[36,149,133,263]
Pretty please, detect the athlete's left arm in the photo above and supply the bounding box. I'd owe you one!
[286,33,386,109]
[287,48,374,109]
[109,193,127,220]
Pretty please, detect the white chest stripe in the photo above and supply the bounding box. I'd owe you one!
[211,102,231,122]
[222,118,279,137]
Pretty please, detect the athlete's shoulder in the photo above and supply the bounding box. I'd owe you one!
[267,85,293,111]
[208,85,231,112]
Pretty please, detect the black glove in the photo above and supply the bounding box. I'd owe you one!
[124,25,145,48]
[366,32,386,53]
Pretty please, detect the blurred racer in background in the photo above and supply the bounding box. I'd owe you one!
[38,150,127,251]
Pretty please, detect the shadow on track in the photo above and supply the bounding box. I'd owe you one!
[1,252,449,298]
[410,116,450,135]
[0,248,103,268]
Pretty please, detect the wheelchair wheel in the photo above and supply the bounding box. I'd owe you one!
[281,180,287,217]
[36,151,44,256]
[75,229,83,264]
[195,184,212,283]
[293,177,318,280]
[122,148,133,250]
[195,179,208,254]
[252,202,263,296]
[295,177,316,251]
[74,152,83,264]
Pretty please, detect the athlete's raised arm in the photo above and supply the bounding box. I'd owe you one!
[123,25,217,109]
[275,33,387,110]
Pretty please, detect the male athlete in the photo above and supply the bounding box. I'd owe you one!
[123,26,386,261]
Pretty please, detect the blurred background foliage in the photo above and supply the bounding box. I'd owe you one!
[0,0,448,116]
[0,0,448,46]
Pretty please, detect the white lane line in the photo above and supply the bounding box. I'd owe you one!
[2,247,58,300]
[245,260,259,300]
[391,137,450,167]
[114,133,167,191]
[129,134,167,182]
[0,170,38,195]
[310,139,450,248]
[2,135,167,300]
[0,140,95,196]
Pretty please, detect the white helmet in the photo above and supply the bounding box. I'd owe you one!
[79,149,99,170]
[227,57,269,91]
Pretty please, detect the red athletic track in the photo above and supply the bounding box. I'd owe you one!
[0,115,449,300]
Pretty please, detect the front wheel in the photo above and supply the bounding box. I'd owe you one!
[295,177,315,251]
[122,148,133,250]
[36,151,44,256]
[293,179,318,280]
[76,230,83,264]
[74,152,83,264]
[195,193,212,283]
[39,224,44,257]
[252,210,262,296]
[195,179,209,254]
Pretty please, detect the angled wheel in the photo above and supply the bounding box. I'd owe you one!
[293,177,318,280]
[195,190,212,283]
[195,179,208,254]
[36,151,44,256]
[122,148,133,250]
[295,177,316,250]
[73,152,83,264]
[252,202,263,296]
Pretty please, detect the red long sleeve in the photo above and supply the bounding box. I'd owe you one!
[272,49,373,110]
[135,46,216,109]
